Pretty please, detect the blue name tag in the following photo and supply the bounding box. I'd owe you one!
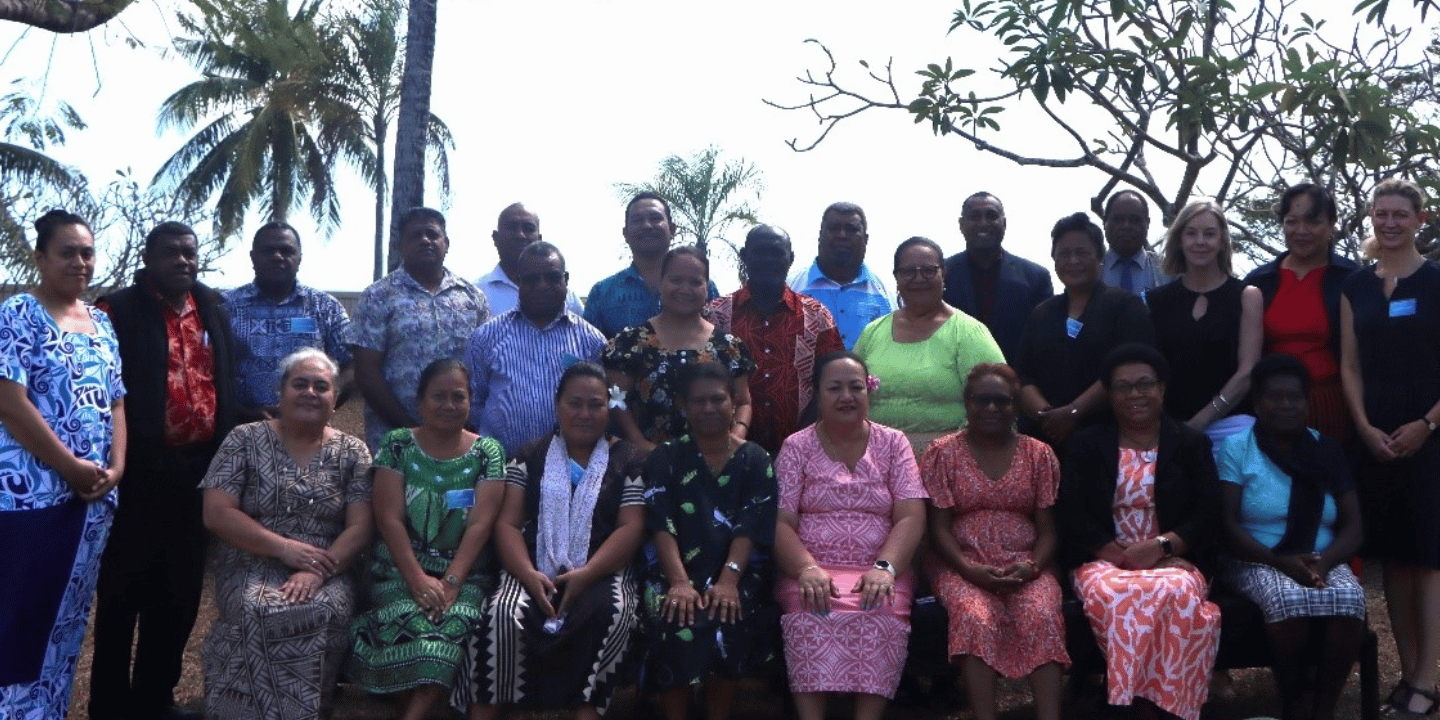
[1066,317,1084,339]
[289,317,319,333]
[444,489,475,510]
[1390,298,1418,317]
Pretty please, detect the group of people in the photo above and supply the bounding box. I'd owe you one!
[0,176,1435,720]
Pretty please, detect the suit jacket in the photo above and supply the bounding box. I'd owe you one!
[943,249,1053,361]
[1057,416,1220,575]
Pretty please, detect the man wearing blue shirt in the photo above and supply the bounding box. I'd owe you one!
[475,202,583,316]
[1100,190,1170,296]
[787,201,893,349]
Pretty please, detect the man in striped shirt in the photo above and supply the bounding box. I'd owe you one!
[466,241,606,455]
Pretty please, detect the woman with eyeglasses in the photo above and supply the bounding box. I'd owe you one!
[853,237,1004,456]
[1016,213,1154,448]
[1058,343,1221,720]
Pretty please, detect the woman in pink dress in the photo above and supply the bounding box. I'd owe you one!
[773,351,927,720]
[922,363,1067,720]
[1059,343,1222,720]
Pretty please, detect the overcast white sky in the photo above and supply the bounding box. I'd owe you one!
[0,0,1423,294]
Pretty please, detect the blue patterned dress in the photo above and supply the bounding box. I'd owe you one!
[0,293,125,720]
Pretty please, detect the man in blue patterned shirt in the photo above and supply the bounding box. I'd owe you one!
[467,242,605,455]
[223,222,351,420]
[787,201,893,349]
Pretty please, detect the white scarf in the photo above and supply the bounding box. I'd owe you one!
[537,434,609,578]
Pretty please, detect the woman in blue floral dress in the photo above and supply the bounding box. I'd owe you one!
[0,210,127,720]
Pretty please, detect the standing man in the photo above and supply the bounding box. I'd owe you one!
[787,201,892,349]
[466,242,606,456]
[943,191,1053,360]
[583,192,717,338]
[1100,189,1169,295]
[348,207,489,450]
[475,202,583,316]
[90,221,238,720]
[223,221,351,420]
[710,224,845,455]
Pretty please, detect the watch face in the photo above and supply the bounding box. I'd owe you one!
[874,560,893,571]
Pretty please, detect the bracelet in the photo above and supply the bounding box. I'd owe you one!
[1211,397,1225,413]
[798,563,819,577]
[1069,406,1079,417]
[733,420,750,430]
[724,561,742,574]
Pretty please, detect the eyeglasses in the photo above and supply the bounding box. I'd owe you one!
[896,265,941,281]
[1111,378,1159,396]
[968,393,1013,408]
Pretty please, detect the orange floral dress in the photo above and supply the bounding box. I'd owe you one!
[1072,448,1220,720]
[920,431,1069,678]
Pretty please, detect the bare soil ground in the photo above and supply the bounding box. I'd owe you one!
[64,400,1399,719]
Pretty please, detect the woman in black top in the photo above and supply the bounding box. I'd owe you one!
[1016,213,1153,447]
[1146,200,1263,446]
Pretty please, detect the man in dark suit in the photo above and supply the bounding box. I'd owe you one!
[942,191,1054,360]
[89,222,237,720]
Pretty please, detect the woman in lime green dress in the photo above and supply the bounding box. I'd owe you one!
[348,359,506,720]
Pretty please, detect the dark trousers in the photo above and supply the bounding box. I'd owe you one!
[88,446,211,718]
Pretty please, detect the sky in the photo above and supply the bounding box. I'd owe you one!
[0,0,1423,295]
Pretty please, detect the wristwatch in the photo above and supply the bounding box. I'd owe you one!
[873,559,896,576]
[1156,536,1174,558]
[444,574,461,587]
[1426,418,1437,433]
[724,561,742,573]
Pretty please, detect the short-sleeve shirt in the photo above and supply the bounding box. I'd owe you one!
[223,282,352,409]
[346,267,489,449]
[602,323,755,444]
[582,265,719,338]
[1217,428,1347,553]
[465,309,606,456]
[788,260,893,350]
[0,294,126,510]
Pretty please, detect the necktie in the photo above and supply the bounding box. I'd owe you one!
[1119,257,1135,294]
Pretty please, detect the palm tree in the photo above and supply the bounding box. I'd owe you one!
[0,80,86,283]
[153,0,361,241]
[387,0,438,271]
[615,145,765,263]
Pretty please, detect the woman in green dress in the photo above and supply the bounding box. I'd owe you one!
[348,358,506,720]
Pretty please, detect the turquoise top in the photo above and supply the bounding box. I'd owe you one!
[1217,427,1337,553]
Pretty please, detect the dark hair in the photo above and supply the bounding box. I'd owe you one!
[34,209,90,252]
[399,206,447,233]
[893,236,943,270]
[252,220,300,249]
[962,191,1004,215]
[555,360,607,402]
[144,221,197,254]
[1249,354,1312,405]
[1277,183,1338,225]
[416,357,470,401]
[518,240,565,269]
[1102,189,1148,219]
[1050,212,1105,256]
[678,361,735,400]
[801,351,870,427]
[821,201,867,231]
[626,191,672,223]
[964,363,1021,399]
[660,244,709,278]
[1099,342,1170,389]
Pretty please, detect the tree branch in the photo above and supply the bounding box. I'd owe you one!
[0,0,135,33]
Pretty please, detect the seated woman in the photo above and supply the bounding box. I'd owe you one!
[1059,343,1221,720]
[922,363,1067,720]
[347,359,507,720]
[456,362,648,720]
[641,361,778,720]
[1218,354,1365,720]
[200,348,373,720]
[774,351,927,720]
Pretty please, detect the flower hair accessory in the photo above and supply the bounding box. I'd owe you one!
[865,375,881,392]
[608,384,628,410]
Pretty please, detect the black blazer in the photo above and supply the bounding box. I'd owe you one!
[943,249,1053,361]
[1243,250,1359,358]
[1057,416,1220,574]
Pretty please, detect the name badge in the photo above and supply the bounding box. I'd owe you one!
[444,488,475,510]
[1066,317,1084,339]
[289,317,319,334]
[1390,298,1418,318]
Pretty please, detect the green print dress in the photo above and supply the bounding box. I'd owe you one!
[347,428,505,692]
[640,435,779,690]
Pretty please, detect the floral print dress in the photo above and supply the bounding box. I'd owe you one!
[602,322,754,443]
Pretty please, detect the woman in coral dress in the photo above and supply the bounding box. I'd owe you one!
[773,351,927,720]
[922,363,1067,720]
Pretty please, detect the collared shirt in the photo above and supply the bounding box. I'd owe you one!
[161,292,217,446]
[465,308,606,456]
[476,262,584,318]
[582,264,720,338]
[787,260,893,350]
[346,267,489,449]
[1102,248,1170,296]
[708,286,845,455]
[223,281,352,409]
